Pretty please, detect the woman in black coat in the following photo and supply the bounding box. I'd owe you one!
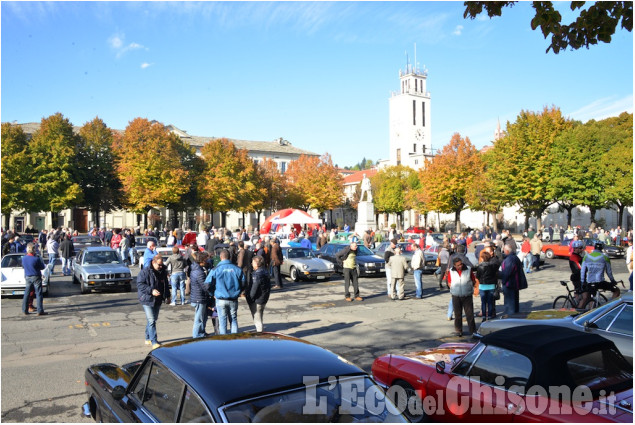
[245,255,271,332]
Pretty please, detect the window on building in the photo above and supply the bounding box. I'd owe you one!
[422,102,425,127]
[413,100,416,125]
[415,159,418,165]
[396,148,401,166]
[415,79,417,92]
[413,143,416,152]
[280,162,287,173]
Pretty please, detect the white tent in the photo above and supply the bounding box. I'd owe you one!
[271,210,322,225]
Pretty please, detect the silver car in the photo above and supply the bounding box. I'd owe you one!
[475,292,633,365]
[280,247,335,282]
[73,247,133,294]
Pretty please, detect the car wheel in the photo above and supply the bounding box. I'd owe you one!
[552,295,573,309]
[290,267,300,282]
[72,274,79,285]
[389,379,426,422]
[80,278,90,294]
[545,249,554,259]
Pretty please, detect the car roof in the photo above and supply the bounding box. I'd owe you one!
[152,333,365,408]
[481,325,621,388]
[81,247,116,252]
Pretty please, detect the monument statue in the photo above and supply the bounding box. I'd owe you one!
[360,173,373,203]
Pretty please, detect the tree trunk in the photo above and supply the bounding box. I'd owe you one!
[524,215,530,232]
[4,214,10,230]
[617,203,625,228]
[93,209,100,230]
[221,211,227,228]
[564,205,574,227]
[589,206,597,226]
[454,210,461,233]
[535,210,543,232]
[143,212,148,230]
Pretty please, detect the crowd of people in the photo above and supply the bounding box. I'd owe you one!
[1,221,632,342]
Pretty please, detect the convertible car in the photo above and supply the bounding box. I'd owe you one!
[372,325,633,422]
[280,247,334,281]
[476,292,633,365]
[542,238,625,259]
[82,333,407,423]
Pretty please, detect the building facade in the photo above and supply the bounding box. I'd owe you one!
[2,123,319,233]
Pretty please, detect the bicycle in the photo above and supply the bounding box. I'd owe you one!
[552,280,608,310]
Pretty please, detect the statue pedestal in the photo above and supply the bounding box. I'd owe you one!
[355,201,375,234]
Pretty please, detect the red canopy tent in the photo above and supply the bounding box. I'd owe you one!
[260,209,321,234]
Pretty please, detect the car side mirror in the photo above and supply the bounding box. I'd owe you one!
[112,385,126,401]
[583,321,598,331]
[435,361,445,374]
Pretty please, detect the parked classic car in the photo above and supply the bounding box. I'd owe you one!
[316,243,385,277]
[1,253,50,296]
[374,242,438,273]
[476,292,633,365]
[542,238,625,259]
[280,247,334,281]
[372,325,633,422]
[81,333,407,423]
[72,247,133,294]
[133,236,159,262]
[71,235,103,251]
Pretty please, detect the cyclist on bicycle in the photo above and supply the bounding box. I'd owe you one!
[569,240,585,296]
[579,241,619,308]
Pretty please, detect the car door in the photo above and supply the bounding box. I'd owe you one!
[280,249,290,276]
[428,344,529,422]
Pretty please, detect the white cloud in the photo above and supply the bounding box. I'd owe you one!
[108,32,147,58]
[568,95,634,122]
[453,25,463,36]
[140,62,153,69]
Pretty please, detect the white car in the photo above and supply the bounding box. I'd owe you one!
[1,253,50,296]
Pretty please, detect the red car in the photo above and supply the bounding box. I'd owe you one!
[372,325,633,422]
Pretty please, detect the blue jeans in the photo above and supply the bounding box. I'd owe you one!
[523,253,533,273]
[480,289,495,319]
[48,253,57,273]
[22,276,44,314]
[216,299,238,334]
[502,285,517,316]
[447,298,453,319]
[129,248,136,265]
[170,272,186,304]
[192,302,208,338]
[61,257,73,275]
[120,247,129,265]
[142,304,161,344]
[413,270,423,298]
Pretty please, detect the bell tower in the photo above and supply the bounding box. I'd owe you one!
[388,50,431,170]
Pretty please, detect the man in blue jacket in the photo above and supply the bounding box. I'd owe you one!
[499,243,528,318]
[205,249,244,334]
[22,243,47,316]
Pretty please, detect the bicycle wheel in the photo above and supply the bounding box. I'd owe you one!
[553,295,574,309]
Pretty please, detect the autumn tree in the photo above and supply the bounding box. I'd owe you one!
[464,1,633,53]
[1,123,31,228]
[486,106,574,230]
[76,117,124,227]
[465,148,504,232]
[198,139,258,228]
[600,112,633,228]
[285,154,343,214]
[419,133,481,232]
[254,158,287,227]
[371,165,418,229]
[113,118,193,227]
[27,113,84,221]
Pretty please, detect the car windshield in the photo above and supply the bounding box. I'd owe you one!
[287,248,313,259]
[83,251,121,264]
[73,236,101,244]
[1,255,23,268]
[573,297,625,326]
[222,376,406,423]
[356,246,374,256]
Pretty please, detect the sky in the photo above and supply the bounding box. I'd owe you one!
[2,1,633,168]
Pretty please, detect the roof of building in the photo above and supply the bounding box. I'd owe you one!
[342,168,378,185]
[10,122,318,157]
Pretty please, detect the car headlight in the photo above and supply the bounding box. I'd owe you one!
[88,274,99,279]
[301,264,309,271]
[118,273,131,278]
[328,263,334,269]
